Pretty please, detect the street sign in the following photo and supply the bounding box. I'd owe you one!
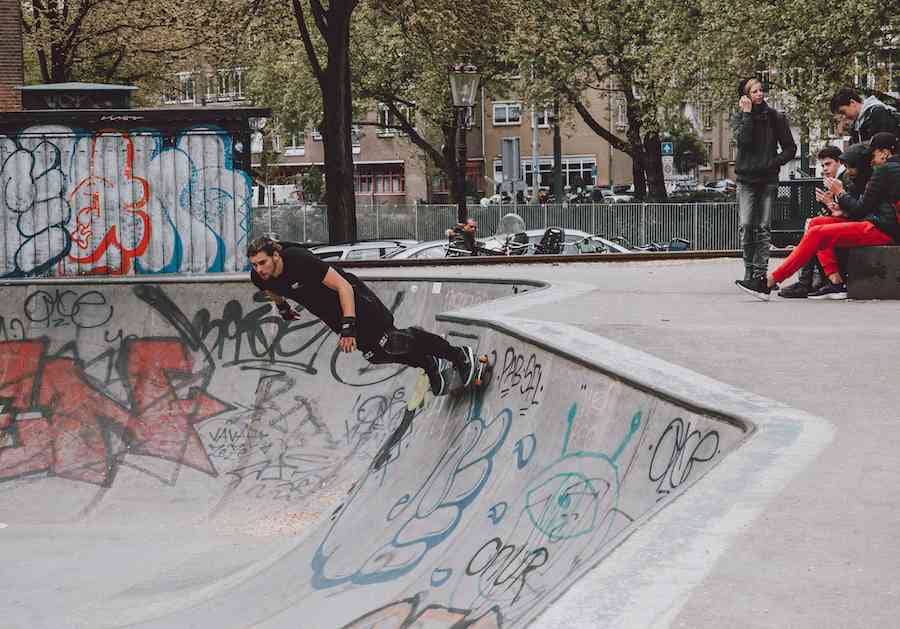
[661,141,674,156]
[662,155,675,179]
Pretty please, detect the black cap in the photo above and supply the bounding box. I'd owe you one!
[839,143,872,168]
[869,132,898,152]
[737,78,751,97]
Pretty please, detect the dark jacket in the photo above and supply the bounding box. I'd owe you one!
[837,154,900,241]
[850,96,900,145]
[731,102,797,184]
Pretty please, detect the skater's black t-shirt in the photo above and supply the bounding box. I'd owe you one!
[251,245,393,342]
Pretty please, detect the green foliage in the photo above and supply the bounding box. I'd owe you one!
[663,119,708,173]
[20,0,248,91]
[301,167,324,203]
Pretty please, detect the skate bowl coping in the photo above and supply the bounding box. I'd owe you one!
[0,272,768,628]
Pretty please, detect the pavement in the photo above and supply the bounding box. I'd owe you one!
[0,257,894,628]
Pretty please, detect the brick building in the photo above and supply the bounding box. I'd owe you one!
[0,0,24,111]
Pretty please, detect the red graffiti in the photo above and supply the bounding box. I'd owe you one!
[66,131,151,275]
[0,339,229,486]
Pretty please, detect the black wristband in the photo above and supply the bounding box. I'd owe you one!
[340,316,357,338]
[277,301,291,313]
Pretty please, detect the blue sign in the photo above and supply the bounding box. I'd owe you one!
[661,142,674,156]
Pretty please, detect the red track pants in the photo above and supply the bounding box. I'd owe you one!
[772,216,893,283]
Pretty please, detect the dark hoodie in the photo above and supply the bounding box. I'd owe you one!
[837,154,900,241]
[850,96,900,145]
[731,102,797,184]
[838,143,873,198]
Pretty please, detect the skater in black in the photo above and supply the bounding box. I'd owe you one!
[247,236,474,394]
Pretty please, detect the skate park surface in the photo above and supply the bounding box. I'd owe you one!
[3,257,889,628]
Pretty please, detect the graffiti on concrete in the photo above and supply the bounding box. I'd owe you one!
[311,407,513,589]
[648,417,719,500]
[0,125,252,277]
[0,338,230,486]
[340,593,502,629]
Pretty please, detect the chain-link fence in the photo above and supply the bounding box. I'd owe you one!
[250,180,821,252]
[251,202,742,250]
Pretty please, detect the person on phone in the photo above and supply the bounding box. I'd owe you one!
[731,77,797,295]
[779,145,844,298]
[736,132,899,301]
[830,88,900,145]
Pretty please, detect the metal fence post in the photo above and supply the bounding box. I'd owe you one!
[693,203,700,250]
[640,204,647,245]
[302,206,307,242]
[376,205,381,239]
[415,205,419,240]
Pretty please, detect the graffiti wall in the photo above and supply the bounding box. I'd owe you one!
[0,112,257,277]
[0,277,747,628]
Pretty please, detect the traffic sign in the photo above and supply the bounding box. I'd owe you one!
[661,141,674,156]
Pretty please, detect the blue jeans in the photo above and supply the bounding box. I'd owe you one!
[737,182,776,280]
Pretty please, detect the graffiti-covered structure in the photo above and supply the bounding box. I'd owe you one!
[0,106,268,277]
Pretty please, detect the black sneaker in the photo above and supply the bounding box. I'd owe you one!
[423,356,446,395]
[452,346,475,387]
[807,282,847,300]
[735,278,774,301]
[778,282,811,299]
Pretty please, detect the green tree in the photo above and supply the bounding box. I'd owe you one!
[20,0,247,93]
[301,166,324,203]
[649,0,899,141]
[509,0,674,199]
[663,119,707,174]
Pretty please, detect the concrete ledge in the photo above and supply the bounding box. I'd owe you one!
[848,245,900,299]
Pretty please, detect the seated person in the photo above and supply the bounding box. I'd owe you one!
[736,132,900,301]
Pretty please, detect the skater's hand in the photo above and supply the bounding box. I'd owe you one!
[739,96,752,113]
[339,316,357,353]
[277,302,301,321]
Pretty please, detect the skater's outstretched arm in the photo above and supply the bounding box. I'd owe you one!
[322,268,357,353]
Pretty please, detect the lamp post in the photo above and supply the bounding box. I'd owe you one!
[449,64,480,223]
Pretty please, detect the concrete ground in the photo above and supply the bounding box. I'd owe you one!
[2,257,896,628]
[384,257,900,628]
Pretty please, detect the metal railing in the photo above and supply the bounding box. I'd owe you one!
[251,202,743,251]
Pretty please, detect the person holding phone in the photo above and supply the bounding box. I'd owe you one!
[731,77,797,296]
[736,132,899,301]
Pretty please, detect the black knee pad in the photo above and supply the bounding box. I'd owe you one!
[381,327,424,357]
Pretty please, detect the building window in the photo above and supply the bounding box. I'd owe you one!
[699,102,713,130]
[377,104,396,136]
[701,142,713,169]
[354,165,405,195]
[495,157,596,190]
[532,107,552,128]
[729,142,736,162]
[284,132,305,156]
[615,99,628,130]
[178,73,195,103]
[351,125,361,154]
[493,102,522,126]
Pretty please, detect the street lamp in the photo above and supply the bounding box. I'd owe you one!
[449,64,480,223]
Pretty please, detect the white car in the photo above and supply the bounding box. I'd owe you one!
[384,229,633,259]
[310,239,418,261]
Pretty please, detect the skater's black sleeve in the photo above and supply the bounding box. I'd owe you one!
[282,247,330,286]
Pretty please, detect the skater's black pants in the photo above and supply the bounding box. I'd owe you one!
[361,325,458,369]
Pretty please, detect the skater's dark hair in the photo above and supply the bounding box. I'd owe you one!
[817,145,842,161]
[829,88,863,114]
[247,236,282,258]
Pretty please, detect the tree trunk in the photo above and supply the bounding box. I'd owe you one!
[292,0,358,244]
[321,41,357,243]
[641,133,667,199]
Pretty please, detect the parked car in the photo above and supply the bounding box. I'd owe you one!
[703,179,737,195]
[310,239,418,261]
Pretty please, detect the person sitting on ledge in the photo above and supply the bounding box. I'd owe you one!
[735,132,900,301]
